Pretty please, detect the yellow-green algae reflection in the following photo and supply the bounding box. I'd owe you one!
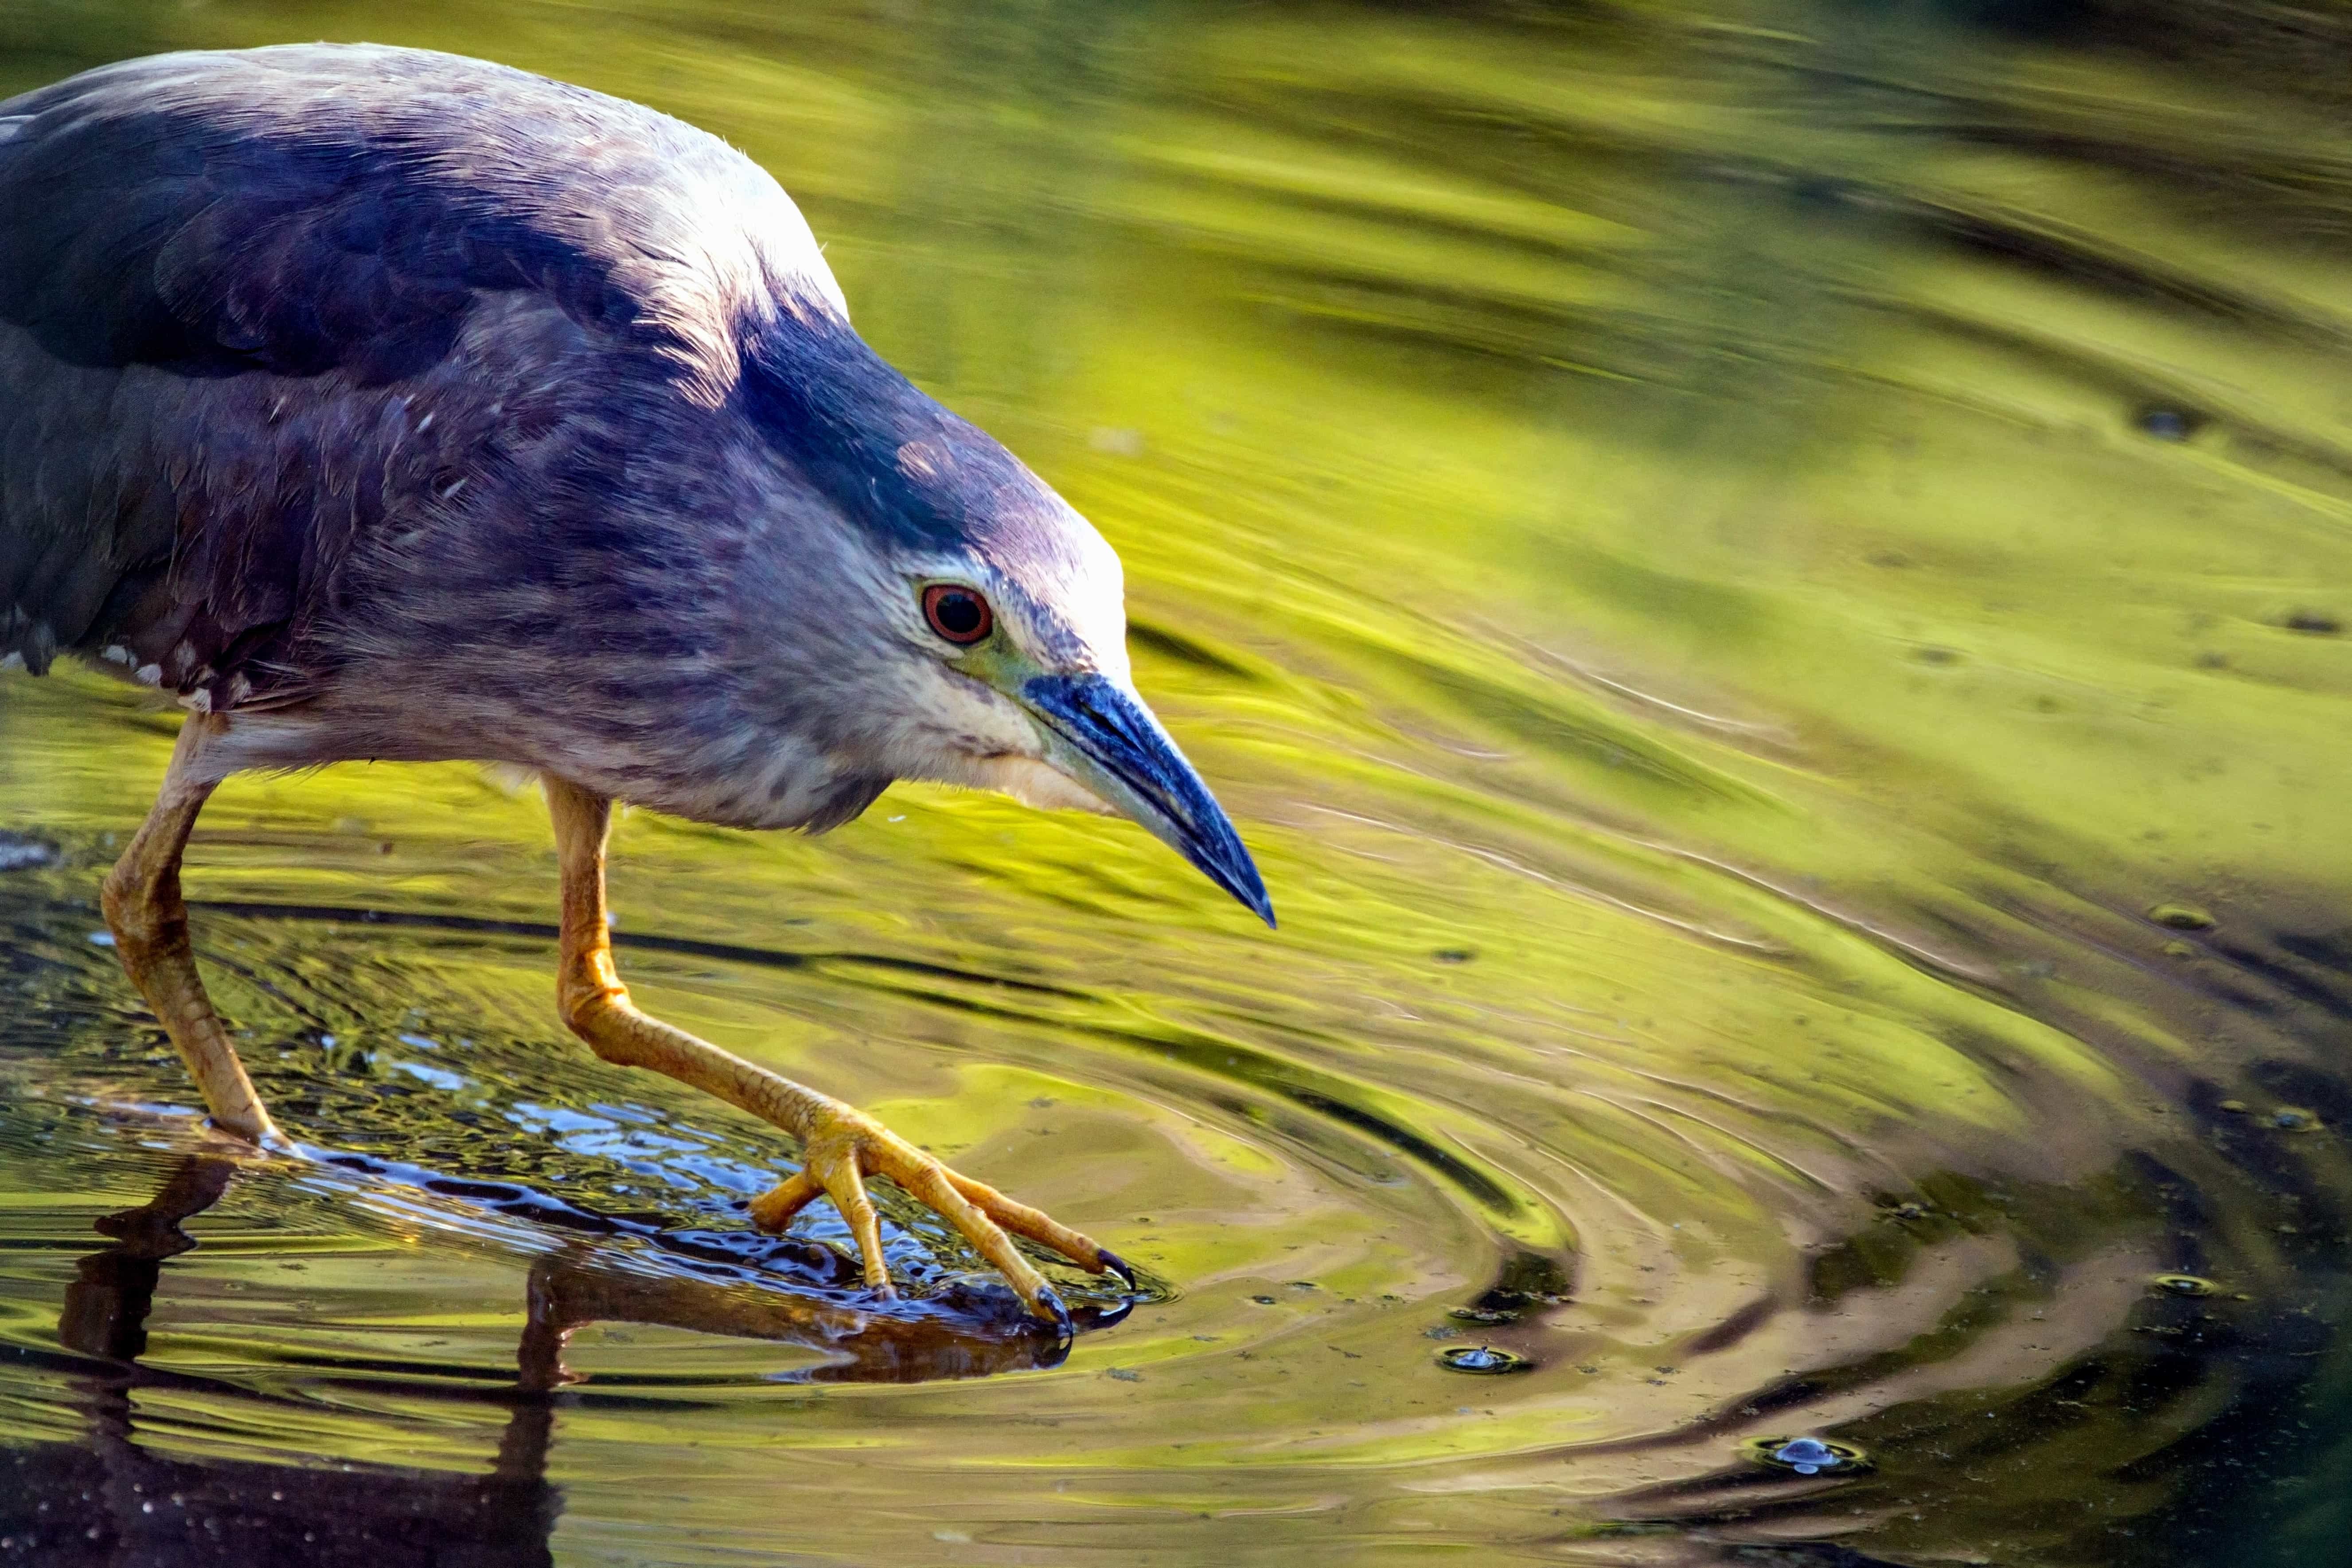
[3,0,2352,1563]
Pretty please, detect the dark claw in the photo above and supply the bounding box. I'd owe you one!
[1037,1286,1076,1347]
[1096,1248,1139,1292]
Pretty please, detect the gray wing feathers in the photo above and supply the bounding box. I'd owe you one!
[0,43,835,688]
[0,339,150,672]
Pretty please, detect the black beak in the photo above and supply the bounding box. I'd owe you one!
[1022,674,1275,928]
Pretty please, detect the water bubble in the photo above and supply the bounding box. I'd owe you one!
[1438,1345,1531,1375]
[2270,1107,2321,1133]
[2149,1273,2220,1297]
[1249,1295,1278,1305]
[1775,1439,1835,1474]
[2146,903,2214,931]
[2136,406,2197,441]
[1742,1435,1868,1475]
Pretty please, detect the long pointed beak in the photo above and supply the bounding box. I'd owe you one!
[1021,673,1275,927]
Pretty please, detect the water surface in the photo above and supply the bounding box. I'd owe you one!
[4,2,2351,1563]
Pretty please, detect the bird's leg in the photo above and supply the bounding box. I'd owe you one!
[100,716,279,1145]
[543,777,1127,1327]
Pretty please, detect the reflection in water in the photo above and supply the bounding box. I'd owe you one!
[15,1157,558,1565]
[520,1244,1092,1388]
[7,1152,1095,1561]
[4,0,2352,1562]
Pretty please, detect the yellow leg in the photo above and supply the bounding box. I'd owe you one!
[100,717,278,1145]
[544,777,1124,1326]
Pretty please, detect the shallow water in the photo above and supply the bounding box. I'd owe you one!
[4,1,2352,1563]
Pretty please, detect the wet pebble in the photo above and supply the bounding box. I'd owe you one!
[2146,903,2214,931]
[1448,1305,1519,1326]
[2270,1107,2321,1133]
[1437,1345,1531,1375]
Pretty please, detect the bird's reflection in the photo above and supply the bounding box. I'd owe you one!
[23,1154,560,1565]
[519,1244,1093,1387]
[57,1153,234,1364]
[10,1152,1090,1564]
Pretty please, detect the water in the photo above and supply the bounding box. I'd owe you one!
[4,1,2351,1562]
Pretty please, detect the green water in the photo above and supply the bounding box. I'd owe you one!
[4,1,2351,1563]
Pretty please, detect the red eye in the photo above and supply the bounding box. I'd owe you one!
[922,584,993,645]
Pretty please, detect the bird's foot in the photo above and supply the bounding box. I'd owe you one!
[746,1095,1134,1330]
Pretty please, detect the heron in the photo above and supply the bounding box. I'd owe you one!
[0,43,1273,1330]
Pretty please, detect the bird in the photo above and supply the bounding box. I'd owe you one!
[0,43,1273,1332]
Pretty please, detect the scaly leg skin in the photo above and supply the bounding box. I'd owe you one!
[543,777,1131,1333]
[100,716,280,1146]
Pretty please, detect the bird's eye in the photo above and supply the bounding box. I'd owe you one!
[922,584,994,646]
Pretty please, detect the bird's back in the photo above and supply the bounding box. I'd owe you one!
[0,44,840,698]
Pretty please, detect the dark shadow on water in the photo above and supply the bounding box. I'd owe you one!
[2,1156,561,1566]
[0,1151,1105,1564]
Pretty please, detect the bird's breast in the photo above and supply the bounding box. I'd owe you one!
[601,730,891,835]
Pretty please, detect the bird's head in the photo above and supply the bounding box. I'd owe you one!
[735,309,1273,927]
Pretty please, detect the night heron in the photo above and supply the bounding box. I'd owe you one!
[0,44,1272,1328]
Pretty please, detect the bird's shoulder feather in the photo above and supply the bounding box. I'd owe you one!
[0,44,841,689]
[0,43,838,382]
